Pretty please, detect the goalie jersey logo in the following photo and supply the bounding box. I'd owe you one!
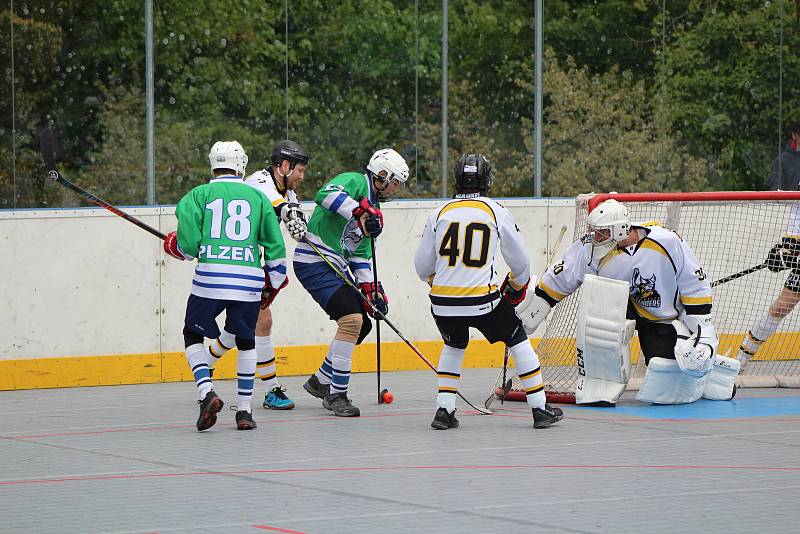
[631,268,661,308]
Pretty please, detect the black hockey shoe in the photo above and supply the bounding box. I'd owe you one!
[235,410,257,430]
[532,403,563,428]
[322,392,361,417]
[303,374,330,399]
[431,407,459,430]
[196,390,224,431]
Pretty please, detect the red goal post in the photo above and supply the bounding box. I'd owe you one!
[500,191,800,404]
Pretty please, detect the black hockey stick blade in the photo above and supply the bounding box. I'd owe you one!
[39,126,58,173]
[500,378,512,404]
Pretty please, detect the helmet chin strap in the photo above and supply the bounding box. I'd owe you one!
[275,162,296,192]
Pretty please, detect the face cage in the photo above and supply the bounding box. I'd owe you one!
[373,174,405,201]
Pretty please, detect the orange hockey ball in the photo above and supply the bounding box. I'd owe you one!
[382,390,394,404]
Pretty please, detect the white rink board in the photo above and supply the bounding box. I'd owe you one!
[1,199,573,360]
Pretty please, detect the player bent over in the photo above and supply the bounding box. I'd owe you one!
[164,141,287,431]
[414,154,563,429]
[207,140,310,410]
[518,198,739,406]
[293,149,408,417]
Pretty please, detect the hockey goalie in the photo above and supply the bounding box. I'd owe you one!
[518,198,740,405]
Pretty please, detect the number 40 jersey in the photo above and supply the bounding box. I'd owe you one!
[414,195,530,317]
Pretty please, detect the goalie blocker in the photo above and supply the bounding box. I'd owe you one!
[574,274,634,406]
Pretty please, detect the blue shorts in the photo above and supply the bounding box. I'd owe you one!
[183,294,260,340]
[293,261,354,311]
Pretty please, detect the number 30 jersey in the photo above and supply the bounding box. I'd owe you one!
[537,224,712,323]
[414,195,530,316]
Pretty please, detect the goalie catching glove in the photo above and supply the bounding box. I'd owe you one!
[500,273,529,306]
[352,198,384,238]
[358,281,388,317]
[280,202,307,241]
[163,231,186,260]
[765,236,800,272]
[261,270,288,309]
[672,314,718,378]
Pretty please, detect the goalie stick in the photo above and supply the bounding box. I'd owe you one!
[484,224,568,409]
[38,127,166,240]
[303,238,492,415]
[710,263,767,287]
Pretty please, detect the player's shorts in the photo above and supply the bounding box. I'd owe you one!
[432,299,525,349]
[183,294,260,340]
[293,260,355,311]
[784,269,800,293]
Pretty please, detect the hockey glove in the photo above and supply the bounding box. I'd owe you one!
[352,198,384,238]
[500,273,529,306]
[766,237,800,272]
[261,271,289,309]
[163,231,186,260]
[358,281,389,317]
[281,202,307,241]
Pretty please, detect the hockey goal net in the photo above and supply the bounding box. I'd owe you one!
[501,191,800,404]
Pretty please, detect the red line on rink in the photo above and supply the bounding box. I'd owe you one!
[2,463,799,486]
[253,524,306,533]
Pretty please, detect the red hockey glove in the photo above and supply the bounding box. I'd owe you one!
[261,272,289,309]
[500,273,529,306]
[352,198,384,238]
[163,231,186,260]
[358,281,389,317]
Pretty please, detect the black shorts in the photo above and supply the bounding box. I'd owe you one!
[432,299,526,350]
[629,316,677,365]
[785,269,800,293]
[183,294,260,340]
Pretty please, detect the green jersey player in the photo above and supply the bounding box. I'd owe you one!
[294,148,409,417]
[163,140,287,431]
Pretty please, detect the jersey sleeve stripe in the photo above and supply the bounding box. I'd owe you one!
[537,281,567,302]
[430,284,498,296]
[326,192,349,212]
[265,263,287,274]
[680,295,712,305]
[436,199,497,224]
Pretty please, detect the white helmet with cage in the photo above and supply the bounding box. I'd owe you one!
[586,199,630,259]
[209,141,248,177]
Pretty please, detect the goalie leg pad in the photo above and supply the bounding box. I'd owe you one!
[575,274,634,405]
[702,354,740,401]
[636,357,705,404]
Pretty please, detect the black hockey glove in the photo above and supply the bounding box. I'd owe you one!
[500,273,529,307]
[766,237,800,272]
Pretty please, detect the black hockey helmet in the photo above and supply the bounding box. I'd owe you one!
[270,140,310,167]
[454,153,493,194]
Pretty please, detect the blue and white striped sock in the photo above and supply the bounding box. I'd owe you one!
[329,340,355,395]
[186,343,213,400]
[237,348,257,412]
[315,347,334,385]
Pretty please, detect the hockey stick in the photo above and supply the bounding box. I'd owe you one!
[38,127,166,240]
[371,238,384,404]
[303,238,492,415]
[710,263,767,287]
[484,224,568,409]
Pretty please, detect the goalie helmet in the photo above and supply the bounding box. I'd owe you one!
[270,139,310,167]
[586,199,630,259]
[454,153,493,195]
[367,148,409,200]
[209,140,248,176]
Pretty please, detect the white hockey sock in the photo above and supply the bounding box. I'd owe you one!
[509,340,546,409]
[740,313,781,359]
[208,328,236,368]
[329,340,355,395]
[436,344,465,413]
[237,348,257,413]
[255,336,279,391]
[186,343,213,400]
[315,347,334,385]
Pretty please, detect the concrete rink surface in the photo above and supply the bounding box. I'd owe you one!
[1,368,799,533]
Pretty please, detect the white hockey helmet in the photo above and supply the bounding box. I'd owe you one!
[367,148,409,200]
[209,140,248,177]
[586,199,630,259]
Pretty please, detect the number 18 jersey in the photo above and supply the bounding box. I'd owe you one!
[414,195,530,316]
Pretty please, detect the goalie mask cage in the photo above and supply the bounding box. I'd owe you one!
[501,191,800,404]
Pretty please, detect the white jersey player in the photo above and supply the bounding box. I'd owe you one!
[207,140,311,411]
[414,153,563,429]
[518,198,739,405]
[739,202,800,365]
